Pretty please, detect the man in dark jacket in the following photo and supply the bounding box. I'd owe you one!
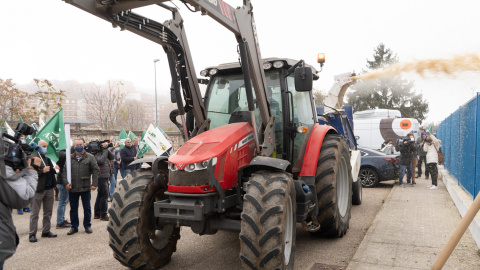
[62,138,99,235]
[93,141,113,221]
[28,140,58,243]
[396,136,417,187]
[120,138,137,179]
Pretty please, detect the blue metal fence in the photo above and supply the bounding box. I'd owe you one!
[437,93,479,198]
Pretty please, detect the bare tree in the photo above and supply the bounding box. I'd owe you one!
[82,81,126,130]
[118,99,146,131]
[0,78,37,124]
[34,79,66,120]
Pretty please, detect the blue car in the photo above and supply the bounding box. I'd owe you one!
[358,146,399,188]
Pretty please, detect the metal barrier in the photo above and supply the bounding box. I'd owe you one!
[437,93,480,198]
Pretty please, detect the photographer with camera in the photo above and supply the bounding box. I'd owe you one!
[62,138,99,235]
[423,132,441,190]
[0,124,40,268]
[28,140,58,243]
[395,135,417,187]
[89,140,114,221]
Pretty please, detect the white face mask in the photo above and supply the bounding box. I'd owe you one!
[411,137,414,142]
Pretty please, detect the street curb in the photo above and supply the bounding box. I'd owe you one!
[440,166,480,249]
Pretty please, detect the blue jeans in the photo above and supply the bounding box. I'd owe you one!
[121,169,132,179]
[399,164,413,185]
[94,178,109,216]
[69,191,91,230]
[110,167,119,200]
[56,184,69,225]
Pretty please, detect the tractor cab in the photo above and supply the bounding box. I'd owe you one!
[201,58,319,172]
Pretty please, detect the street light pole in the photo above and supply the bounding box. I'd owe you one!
[153,59,160,127]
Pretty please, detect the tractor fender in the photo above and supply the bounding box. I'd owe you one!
[244,156,292,174]
[299,124,337,177]
[129,155,168,166]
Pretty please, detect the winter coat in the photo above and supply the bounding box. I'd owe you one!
[423,135,441,164]
[416,136,426,156]
[396,140,416,166]
[120,146,136,170]
[113,149,121,169]
[95,149,112,179]
[30,152,57,193]
[62,151,99,193]
[0,166,38,263]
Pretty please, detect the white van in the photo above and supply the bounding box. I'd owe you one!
[353,110,420,152]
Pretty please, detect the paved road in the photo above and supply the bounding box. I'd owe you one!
[5,181,394,270]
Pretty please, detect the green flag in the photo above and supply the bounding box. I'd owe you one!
[118,129,128,149]
[136,130,151,158]
[128,131,137,141]
[428,123,434,134]
[32,109,66,163]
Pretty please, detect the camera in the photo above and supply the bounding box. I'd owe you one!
[85,139,113,154]
[1,123,36,171]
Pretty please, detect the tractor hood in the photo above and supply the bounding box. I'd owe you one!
[168,122,254,168]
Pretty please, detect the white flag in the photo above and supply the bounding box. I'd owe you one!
[39,117,46,129]
[144,124,172,156]
[4,121,15,136]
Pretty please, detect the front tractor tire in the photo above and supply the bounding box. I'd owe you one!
[107,168,180,270]
[240,171,296,270]
[310,134,353,237]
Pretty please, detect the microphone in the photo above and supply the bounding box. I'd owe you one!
[29,142,42,151]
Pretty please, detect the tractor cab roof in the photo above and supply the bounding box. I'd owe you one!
[202,57,320,80]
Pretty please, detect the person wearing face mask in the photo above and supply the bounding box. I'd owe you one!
[62,138,99,235]
[28,140,58,243]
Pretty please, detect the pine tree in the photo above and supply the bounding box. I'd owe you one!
[346,43,429,122]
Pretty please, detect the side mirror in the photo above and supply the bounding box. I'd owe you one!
[294,67,313,92]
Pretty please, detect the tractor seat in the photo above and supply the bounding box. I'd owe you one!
[228,111,252,127]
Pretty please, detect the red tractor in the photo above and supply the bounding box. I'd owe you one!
[62,1,360,269]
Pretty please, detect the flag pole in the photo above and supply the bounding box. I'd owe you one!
[65,124,72,184]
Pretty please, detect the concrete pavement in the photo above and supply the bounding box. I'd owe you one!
[347,169,480,270]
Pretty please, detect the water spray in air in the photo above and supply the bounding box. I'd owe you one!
[353,54,480,80]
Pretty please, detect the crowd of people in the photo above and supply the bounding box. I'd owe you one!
[7,136,152,240]
[382,128,442,189]
[0,127,178,268]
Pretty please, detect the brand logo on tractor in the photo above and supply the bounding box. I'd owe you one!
[177,163,185,170]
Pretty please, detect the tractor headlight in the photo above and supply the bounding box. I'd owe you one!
[200,70,208,77]
[185,163,196,172]
[263,62,272,70]
[168,163,177,171]
[209,68,218,76]
[273,61,284,68]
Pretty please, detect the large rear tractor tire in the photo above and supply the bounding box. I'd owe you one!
[107,168,180,269]
[239,171,296,270]
[310,134,352,237]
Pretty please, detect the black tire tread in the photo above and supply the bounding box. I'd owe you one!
[107,169,180,269]
[239,171,296,269]
[312,134,352,238]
